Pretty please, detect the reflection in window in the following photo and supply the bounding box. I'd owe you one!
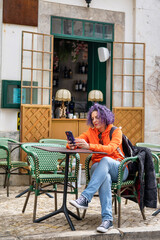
[104,25,113,39]
[73,21,83,36]
[95,24,103,38]
[63,19,72,35]
[52,18,61,34]
[84,22,93,37]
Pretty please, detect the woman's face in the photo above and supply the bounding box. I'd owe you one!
[91,111,106,131]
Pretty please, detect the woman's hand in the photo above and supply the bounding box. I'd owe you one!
[74,138,90,149]
[67,140,77,150]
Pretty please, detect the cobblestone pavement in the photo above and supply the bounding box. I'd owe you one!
[0,186,160,239]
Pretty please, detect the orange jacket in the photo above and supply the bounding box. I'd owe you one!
[78,124,125,164]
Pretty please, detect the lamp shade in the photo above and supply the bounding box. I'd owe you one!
[55,89,71,101]
[88,90,103,102]
[98,47,110,62]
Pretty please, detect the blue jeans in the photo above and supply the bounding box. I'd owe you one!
[82,157,129,222]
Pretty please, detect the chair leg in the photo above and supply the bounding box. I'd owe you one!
[4,169,8,188]
[117,189,121,228]
[22,189,31,213]
[6,171,10,197]
[81,209,87,219]
[22,179,34,213]
[114,196,117,215]
[134,186,146,220]
[157,179,160,203]
[158,188,160,203]
[33,182,39,222]
[75,180,80,217]
[54,191,57,211]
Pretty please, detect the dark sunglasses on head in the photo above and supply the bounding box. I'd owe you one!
[98,132,103,145]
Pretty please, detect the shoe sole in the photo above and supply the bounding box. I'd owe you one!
[97,225,113,233]
[69,200,88,209]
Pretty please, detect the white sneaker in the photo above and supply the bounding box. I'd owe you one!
[97,220,113,233]
[69,195,88,209]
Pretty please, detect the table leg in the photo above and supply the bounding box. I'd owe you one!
[15,187,53,198]
[34,153,81,230]
[152,209,160,216]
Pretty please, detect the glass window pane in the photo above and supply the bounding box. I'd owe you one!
[124,60,133,75]
[63,19,72,35]
[114,59,123,75]
[43,89,50,105]
[135,44,144,59]
[22,88,31,104]
[123,92,132,107]
[134,93,143,107]
[95,23,103,38]
[43,71,51,88]
[134,60,144,75]
[113,92,122,107]
[124,76,133,91]
[73,20,83,36]
[23,51,31,68]
[52,18,61,34]
[33,70,42,87]
[22,70,31,86]
[134,76,144,91]
[113,76,122,91]
[84,22,93,37]
[104,25,113,39]
[124,44,133,59]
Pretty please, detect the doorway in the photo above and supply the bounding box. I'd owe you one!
[52,38,110,118]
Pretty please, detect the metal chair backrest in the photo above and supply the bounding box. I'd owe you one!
[39,139,67,145]
[136,142,160,173]
[0,138,19,160]
[21,143,66,175]
[0,138,8,159]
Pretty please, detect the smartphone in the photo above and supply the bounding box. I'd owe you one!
[65,131,75,145]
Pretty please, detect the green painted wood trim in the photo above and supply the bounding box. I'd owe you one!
[51,16,114,43]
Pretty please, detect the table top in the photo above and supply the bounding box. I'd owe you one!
[33,146,106,155]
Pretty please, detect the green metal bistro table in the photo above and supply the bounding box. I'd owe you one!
[33,146,106,231]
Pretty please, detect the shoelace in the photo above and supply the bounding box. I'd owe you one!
[100,220,110,228]
[76,195,87,204]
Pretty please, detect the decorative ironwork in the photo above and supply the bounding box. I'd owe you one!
[85,0,92,7]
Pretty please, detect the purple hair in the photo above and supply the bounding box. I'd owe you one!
[87,103,114,127]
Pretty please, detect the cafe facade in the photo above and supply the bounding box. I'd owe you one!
[0,0,159,168]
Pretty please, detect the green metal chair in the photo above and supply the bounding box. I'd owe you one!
[0,138,29,197]
[39,138,73,175]
[21,142,80,222]
[82,154,146,227]
[136,143,160,202]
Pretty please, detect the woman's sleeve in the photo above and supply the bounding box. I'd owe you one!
[89,128,122,154]
[78,131,90,143]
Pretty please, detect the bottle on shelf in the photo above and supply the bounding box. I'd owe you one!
[53,76,57,87]
[82,81,86,92]
[81,62,85,74]
[85,63,88,74]
[68,68,72,79]
[69,97,75,115]
[75,80,79,91]
[64,66,68,78]
[78,80,82,91]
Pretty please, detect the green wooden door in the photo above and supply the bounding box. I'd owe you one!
[88,42,107,108]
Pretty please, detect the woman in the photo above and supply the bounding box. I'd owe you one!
[68,103,128,233]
